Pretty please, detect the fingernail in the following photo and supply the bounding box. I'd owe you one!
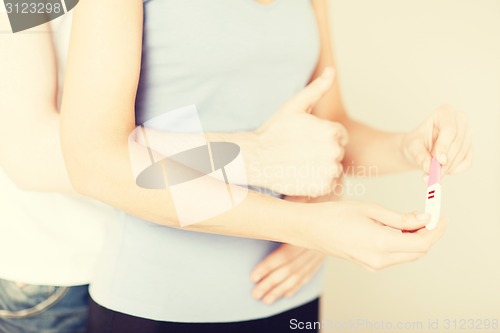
[438,154,447,165]
[417,213,430,221]
[321,67,333,80]
[250,273,260,282]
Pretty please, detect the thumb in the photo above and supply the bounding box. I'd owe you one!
[281,67,335,114]
[365,204,430,231]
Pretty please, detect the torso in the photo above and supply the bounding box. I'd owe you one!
[90,0,324,323]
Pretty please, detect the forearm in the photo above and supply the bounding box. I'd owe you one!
[339,116,415,175]
[138,129,263,186]
[60,0,320,244]
[64,138,308,247]
[309,1,416,176]
[311,99,414,176]
[0,15,70,192]
[1,111,73,192]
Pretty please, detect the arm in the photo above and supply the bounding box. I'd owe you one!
[256,1,469,294]
[59,0,308,240]
[60,0,445,271]
[309,0,412,175]
[59,0,343,229]
[0,15,73,192]
[309,0,471,176]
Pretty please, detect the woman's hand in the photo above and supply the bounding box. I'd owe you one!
[245,67,348,197]
[402,105,472,175]
[250,244,325,305]
[303,201,447,272]
[249,182,341,306]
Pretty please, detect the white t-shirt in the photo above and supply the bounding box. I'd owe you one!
[0,13,112,286]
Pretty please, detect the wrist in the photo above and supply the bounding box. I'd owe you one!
[281,200,316,249]
[237,131,264,187]
[206,130,264,187]
[292,201,339,253]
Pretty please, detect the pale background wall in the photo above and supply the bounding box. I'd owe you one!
[322,1,500,332]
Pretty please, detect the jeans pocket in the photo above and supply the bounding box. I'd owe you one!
[0,279,68,318]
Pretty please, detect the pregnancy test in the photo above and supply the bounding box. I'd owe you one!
[425,157,442,230]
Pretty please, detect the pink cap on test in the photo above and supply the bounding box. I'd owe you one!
[427,157,442,186]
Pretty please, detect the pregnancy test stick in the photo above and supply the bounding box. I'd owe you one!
[425,157,442,230]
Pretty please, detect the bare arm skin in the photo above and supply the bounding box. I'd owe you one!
[309,0,471,177]
[0,15,73,192]
[60,0,446,271]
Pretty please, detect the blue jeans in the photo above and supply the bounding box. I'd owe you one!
[0,279,90,333]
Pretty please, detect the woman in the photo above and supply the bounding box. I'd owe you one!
[60,0,470,332]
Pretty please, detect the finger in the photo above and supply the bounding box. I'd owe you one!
[416,216,448,247]
[378,227,429,253]
[330,125,347,165]
[331,122,349,146]
[361,219,447,271]
[284,255,325,298]
[334,147,345,163]
[432,108,458,165]
[332,163,344,182]
[251,244,305,283]
[283,196,311,203]
[446,127,472,175]
[379,252,426,270]
[375,214,447,254]
[441,112,468,174]
[406,138,432,174]
[386,216,448,254]
[261,252,323,304]
[364,204,431,231]
[449,146,473,175]
[281,67,335,113]
[252,250,312,300]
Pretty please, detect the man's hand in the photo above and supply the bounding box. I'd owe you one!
[246,68,348,197]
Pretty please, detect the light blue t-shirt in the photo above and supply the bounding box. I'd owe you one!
[90,0,324,322]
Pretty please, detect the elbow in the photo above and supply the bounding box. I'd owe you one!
[61,144,100,198]
[2,169,36,192]
[60,119,134,204]
[60,128,100,197]
[61,139,127,202]
[63,155,100,198]
[1,163,50,192]
[65,168,93,197]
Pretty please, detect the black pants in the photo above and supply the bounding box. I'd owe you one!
[87,297,320,333]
